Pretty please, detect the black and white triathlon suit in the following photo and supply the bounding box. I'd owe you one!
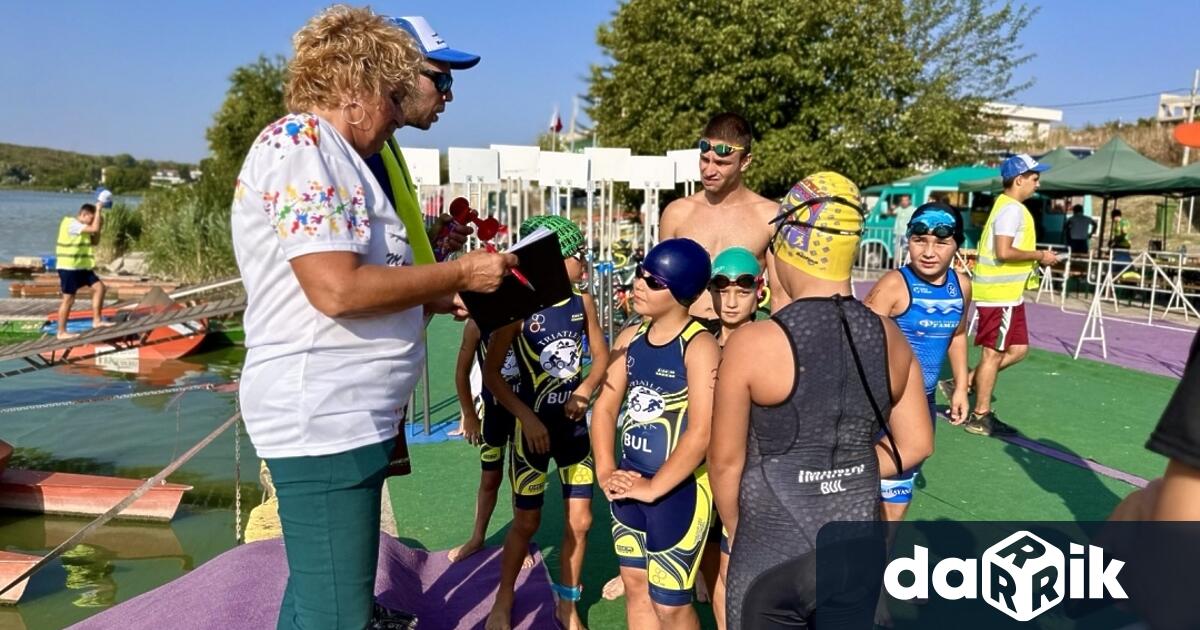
[726,296,890,630]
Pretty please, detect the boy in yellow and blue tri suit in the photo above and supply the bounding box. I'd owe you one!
[484,215,610,630]
[592,238,721,630]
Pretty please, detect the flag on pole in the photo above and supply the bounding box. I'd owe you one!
[548,104,563,134]
[568,97,578,137]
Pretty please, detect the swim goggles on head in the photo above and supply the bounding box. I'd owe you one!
[709,274,758,290]
[907,222,956,239]
[698,139,745,157]
[635,263,670,291]
[769,195,866,247]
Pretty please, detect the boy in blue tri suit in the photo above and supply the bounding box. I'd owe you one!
[592,238,721,630]
[863,202,972,521]
[484,215,610,630]
[448,318,524,563]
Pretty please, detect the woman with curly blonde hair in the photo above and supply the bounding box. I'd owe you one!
[230,6,514,628]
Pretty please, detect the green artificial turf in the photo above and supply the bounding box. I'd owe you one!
[384,318,1180,628]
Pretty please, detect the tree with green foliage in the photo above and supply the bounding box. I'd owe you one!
[138,55,287,282]
[588,0,1033,197]
[198,55,288,210]
[103,165,152,193]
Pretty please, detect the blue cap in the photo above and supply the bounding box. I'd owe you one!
[907,202,964,245]
[1000,153,1050,180]
[642,239,712,307]
[388,16,480,70]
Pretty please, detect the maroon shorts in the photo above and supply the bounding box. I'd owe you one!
[974,304,1028,351]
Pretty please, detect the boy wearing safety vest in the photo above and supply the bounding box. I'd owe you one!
[961,154,1060,437]
[54,196,113,340]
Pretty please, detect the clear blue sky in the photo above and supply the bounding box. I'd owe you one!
[1,1,1196,163]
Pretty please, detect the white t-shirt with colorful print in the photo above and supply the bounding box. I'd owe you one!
[232,113,424,459]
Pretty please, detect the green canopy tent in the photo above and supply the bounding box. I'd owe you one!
[1037,137,1174,196]
[1030,138,1176,252]
[958,147,1081,194]
[1138,160,1200,237]
[1140,159,1200,196]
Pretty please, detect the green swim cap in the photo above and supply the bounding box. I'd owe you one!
[519,215,584,257]
[711,247,761,278]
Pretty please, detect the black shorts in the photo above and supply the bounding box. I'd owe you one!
[1068,239,1090,254]
[611,467,712,606]
[509,407,594,510]
[1146,334,1200,469]
[479,397,516,471]
[58,269,99,295]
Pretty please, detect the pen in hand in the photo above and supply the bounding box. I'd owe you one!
[484,242,536,291]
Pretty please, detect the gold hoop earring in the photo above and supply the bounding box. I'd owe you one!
[343,102,367,127]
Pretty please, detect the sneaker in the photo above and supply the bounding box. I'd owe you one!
[963,411,1017,437]
[370,603,418,630]
[989,413,1018,436]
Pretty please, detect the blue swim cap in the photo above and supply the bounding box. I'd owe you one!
[906,202,963,246]
[642,239,712,306]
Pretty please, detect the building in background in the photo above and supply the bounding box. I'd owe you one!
[984,102,1064,144]
[1157,92,1198,124]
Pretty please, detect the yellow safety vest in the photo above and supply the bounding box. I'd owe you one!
[380,138,436,266]
[55,217,95,270]
[973,194,1037,303]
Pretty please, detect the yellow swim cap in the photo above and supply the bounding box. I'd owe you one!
[769,171,865,281]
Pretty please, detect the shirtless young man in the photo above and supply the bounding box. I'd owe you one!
[659,113,785,324]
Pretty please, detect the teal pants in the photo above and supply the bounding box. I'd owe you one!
[267,438,394,630]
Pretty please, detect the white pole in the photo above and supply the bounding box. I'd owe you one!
[609,181,617,259]
[1181,69,1198,234]
[586,183,595,256]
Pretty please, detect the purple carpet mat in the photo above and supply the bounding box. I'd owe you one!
[1023,301,1194,378]
[70,535,556,630]
[854,281,1195,378]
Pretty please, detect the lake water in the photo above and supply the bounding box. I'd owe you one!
[0,190,246,630]
[0,189,141,296]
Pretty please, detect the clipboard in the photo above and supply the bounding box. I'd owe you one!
[460,228,573,333]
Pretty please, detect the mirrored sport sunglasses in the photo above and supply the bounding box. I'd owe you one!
[635,263,670,291]
[908,222,955,239]
[709,274,758,290]
[698,138,745,157]
[421,69,453,94]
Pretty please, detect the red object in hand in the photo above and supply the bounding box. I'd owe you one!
[449,197,535,291]
[448,197,502,241]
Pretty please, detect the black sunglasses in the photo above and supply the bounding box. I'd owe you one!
[635,263,669,291]
[908,223,956,239]
[698,139,745,157]
[710,274,757,290]
[769,195,866,247]
[421,69,453,94]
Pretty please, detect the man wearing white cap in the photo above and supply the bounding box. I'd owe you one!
[365,16,479,269]
[53,189,115,339]
[956,154,1059,437]
[361,16,479,487]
